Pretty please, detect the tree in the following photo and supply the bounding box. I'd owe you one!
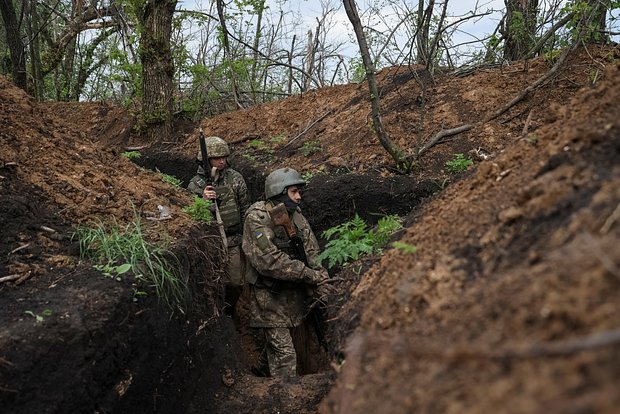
[136,0,178,141]
[343,0,410,172]
[0,0,27,91]
[502,0,539,61]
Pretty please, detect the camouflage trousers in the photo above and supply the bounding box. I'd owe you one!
[255,327,297,377]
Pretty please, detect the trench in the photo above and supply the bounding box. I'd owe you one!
[128,149,440,412]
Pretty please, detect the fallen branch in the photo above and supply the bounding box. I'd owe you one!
[417,124,473,157]
[0,274,21,283]
[416,41,578,157]
[484,41,577,123]
[280,110,332,151]
[9,243,30,255]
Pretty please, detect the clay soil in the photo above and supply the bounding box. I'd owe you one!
[1,44,620,414]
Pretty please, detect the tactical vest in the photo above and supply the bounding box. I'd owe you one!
[214,184,241,232]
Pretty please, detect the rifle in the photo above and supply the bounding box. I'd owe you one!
[199,128,228,253]
[269,203,328,351]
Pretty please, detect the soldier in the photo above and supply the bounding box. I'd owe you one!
[242,167,329,377]
[188,136,250,319]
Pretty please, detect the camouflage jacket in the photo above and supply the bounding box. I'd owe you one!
[242,200,323,328]
[187,166,250,240]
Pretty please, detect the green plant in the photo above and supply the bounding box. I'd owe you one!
[445,153,473,174]
[299,140,322,157]
[24,309,52,323]
[392,241,417,254]
[73,214,188,312]
[270,133,287,144]
[182,196,213,223]
[318,214,402,269]
[160,172,182,187]
[94,262,132,281]
[302,166,326,182]
[122,150,141,159]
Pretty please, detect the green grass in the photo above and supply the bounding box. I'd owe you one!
[73,214,188,312]
[160,172,182,187]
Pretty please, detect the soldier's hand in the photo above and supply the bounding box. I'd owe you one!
[303,267,328,284]
[203,185,217,200]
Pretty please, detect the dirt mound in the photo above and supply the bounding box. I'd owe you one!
[321,57,620,413]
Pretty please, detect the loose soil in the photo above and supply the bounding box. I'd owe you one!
[1,44,619,414]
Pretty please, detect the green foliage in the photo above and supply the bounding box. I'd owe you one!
[160,173,182,187]
[270,133,287,144]
[318,214,402,269]
[24,309,53,323]
[445,153,473,174]
[299,140,322,157]
[122,150,141,159]
[182,196,213,223]
[392,241,417,254]
[73,215,188,312]
[302,166,326,182]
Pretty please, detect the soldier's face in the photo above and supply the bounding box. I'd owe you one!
[287,186,302,204]
[209,156,227,171]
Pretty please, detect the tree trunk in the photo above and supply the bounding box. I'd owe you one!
[343,0,410,172]
[139,0,177,142]
[503,0,538,61]
[216,0,242,109]
[0,0,27,91]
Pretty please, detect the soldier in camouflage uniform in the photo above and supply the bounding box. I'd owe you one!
[242,167,329,377]
[187,136,250,318]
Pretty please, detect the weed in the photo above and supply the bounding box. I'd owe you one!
[526,134,538,144]
[24,309,52,323]
[73,214,188,312]
[302,166,326,182]
[300,140,322,157]
[160,172,182,187]
[445,153,473,174]
[249,139,265,148]
[122,151,141,159]
[318,214,402,269]
[392,241,417,254]
[182,196,213,223]
[270,133,287,144]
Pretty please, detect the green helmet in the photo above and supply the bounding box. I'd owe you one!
[265,167,306,199]
[197,136,230,161]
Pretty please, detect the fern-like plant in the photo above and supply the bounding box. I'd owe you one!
[318,214,402,269]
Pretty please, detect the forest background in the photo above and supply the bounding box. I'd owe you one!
[1,0,619,143]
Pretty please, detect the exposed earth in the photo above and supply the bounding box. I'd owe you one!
[1,44,619,414]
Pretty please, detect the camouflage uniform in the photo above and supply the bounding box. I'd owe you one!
[188,165,250,306]
[242,200,326,377]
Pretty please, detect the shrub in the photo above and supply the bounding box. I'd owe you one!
[182,196,213,223]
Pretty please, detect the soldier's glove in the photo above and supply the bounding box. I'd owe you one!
[303,267,329,285]
[306,278,338,310]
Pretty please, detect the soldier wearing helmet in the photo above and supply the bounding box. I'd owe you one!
[188,136,250,320]
[242,167,329,377]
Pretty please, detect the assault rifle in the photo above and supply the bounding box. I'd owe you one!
[199,128,228,252]
[269,203,328,351]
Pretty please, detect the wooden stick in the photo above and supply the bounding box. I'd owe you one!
[280,109,332,150]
